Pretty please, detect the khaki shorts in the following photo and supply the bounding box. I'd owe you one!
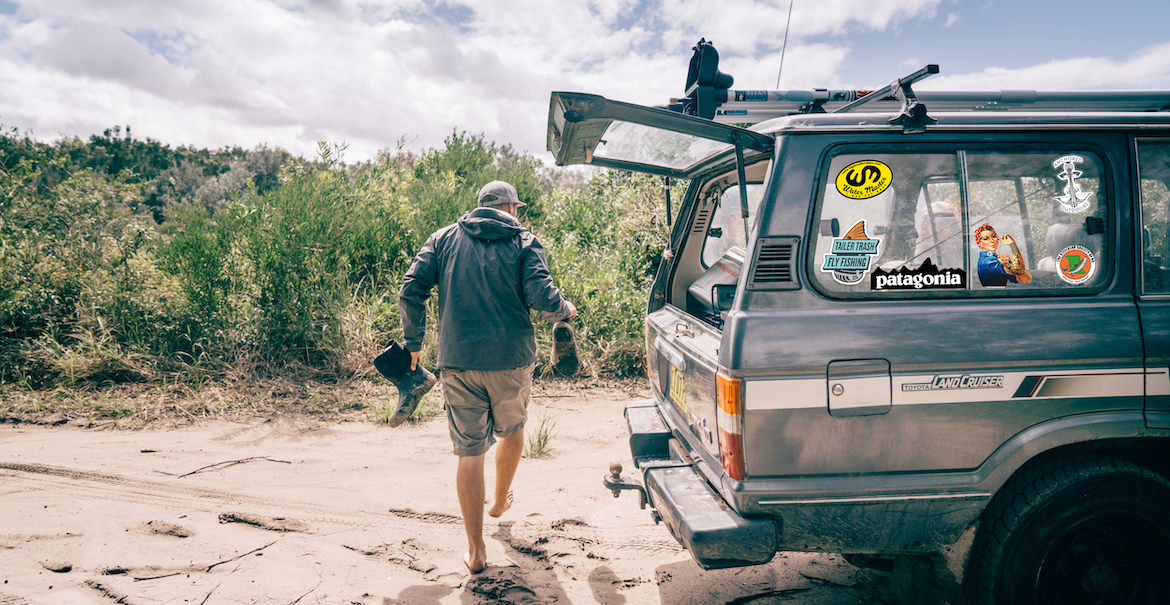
[439,364,534,457]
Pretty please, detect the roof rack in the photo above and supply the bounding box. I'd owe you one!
[693,86,1170,125]
[666,40,1170,132]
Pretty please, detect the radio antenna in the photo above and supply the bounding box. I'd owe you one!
[776,0,794,89]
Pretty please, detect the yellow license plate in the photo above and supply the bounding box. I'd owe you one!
[669,365,687,413]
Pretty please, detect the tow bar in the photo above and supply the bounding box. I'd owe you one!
[604,462,649,510]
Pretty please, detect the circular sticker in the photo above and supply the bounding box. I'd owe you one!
[836,160,892,200]
[1058,245,1095,285]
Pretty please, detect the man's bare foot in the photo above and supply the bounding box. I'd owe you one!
[463,552,487,574]
[487,490,513,518]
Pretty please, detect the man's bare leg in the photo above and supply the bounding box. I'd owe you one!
[488,429,523,518]
[456,453,487,573]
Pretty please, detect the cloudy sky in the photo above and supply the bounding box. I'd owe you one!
[2,0,1170,163]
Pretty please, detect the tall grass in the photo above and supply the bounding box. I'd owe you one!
[2,130,673,388]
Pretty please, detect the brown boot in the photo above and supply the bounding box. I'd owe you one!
[387,366,437,427]
[374,341,438,427]
[551,321,579,377]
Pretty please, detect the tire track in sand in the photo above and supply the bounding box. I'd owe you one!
[0,462,681,554]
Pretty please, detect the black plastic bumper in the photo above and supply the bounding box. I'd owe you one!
[619,400,777,570]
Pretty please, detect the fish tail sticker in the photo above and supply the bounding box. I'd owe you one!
[822,220,881,285]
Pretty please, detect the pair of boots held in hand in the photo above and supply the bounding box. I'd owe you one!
[373,341,437,428]
[375,322,578,427]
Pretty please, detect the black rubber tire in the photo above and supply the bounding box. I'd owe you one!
[966,455,1170,605]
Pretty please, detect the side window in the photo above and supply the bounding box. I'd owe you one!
[965,151,1106,290]
[811,148,1110,296]
[813,153,961,294]
[1139,141,1170,294]
[702,183,765,267]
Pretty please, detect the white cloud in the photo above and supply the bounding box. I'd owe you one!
[1,0,1166,166]
[920,42,1170,90]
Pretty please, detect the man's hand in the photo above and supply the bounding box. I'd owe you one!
[1000,234,1015,246]
[410,351,421,372]
[998,254,1013,265]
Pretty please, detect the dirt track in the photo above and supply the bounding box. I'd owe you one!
[0,386,896,604]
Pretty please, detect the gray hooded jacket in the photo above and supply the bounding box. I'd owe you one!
[399,207,572,371]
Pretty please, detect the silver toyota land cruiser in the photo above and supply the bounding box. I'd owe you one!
[549,41,1170,605]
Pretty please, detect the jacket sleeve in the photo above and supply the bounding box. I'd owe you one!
[520,235,572,323]
[399,233,440,352]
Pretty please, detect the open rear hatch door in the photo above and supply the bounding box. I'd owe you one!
[547,92,773,178]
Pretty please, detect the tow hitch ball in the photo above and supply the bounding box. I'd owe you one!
[605,462,650,511]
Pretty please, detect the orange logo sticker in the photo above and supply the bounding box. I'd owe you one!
[1058,245,1095,285]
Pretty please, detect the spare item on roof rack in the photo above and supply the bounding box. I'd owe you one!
[683,39,735,119]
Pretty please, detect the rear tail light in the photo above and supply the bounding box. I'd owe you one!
[716,372,745,480]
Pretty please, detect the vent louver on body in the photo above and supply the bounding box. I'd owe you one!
[692,208,711,233]
[748,236,800,290]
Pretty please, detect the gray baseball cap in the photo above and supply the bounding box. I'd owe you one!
[477,180,526,208]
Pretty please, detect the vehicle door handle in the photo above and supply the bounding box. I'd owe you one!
[675,323,695,339]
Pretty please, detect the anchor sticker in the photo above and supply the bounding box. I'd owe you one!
[1053,155,1093,214]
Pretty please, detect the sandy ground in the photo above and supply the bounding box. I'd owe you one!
[0,385,896,605]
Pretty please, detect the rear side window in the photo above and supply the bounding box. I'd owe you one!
[702,184,765,267]
[1139,140,1170,294]
[811,149,1110,297]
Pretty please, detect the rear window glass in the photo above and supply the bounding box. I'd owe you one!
[811,149,1109,297]
[702,184,765,267]
[1139,141,1170,294]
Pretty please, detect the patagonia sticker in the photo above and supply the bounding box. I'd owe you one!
[871,257,967,291]
[821,220,881,285]
[835,160,892,200]
[1058,245,1096,284]
[902,374,1005,392]
[1053,155,1093,214]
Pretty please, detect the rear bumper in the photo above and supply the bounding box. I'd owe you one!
[623,400,777,570]
[645,465,777,569]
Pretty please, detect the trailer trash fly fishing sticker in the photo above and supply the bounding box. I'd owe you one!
[821,220,881,285]
[836,160,892,200]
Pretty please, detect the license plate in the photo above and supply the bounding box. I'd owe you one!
[669,365,687,413]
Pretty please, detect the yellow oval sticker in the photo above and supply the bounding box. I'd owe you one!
[836,160,892,199]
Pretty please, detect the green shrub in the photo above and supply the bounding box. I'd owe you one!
[2,124,670,387]
[533,171,673,376]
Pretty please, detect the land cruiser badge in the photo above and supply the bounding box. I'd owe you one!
[902,374,1005,392]
[822,220,881,285]
[836,160,892,199]
[1053,155,1093,213]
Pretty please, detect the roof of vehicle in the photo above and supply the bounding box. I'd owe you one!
[750,110,1170,135]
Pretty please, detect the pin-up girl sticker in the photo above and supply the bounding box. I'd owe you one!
[974,223,1032,286]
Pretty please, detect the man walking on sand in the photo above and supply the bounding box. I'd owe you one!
[398,180,576,574]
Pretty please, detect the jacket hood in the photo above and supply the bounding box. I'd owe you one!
[457,207,524,240]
